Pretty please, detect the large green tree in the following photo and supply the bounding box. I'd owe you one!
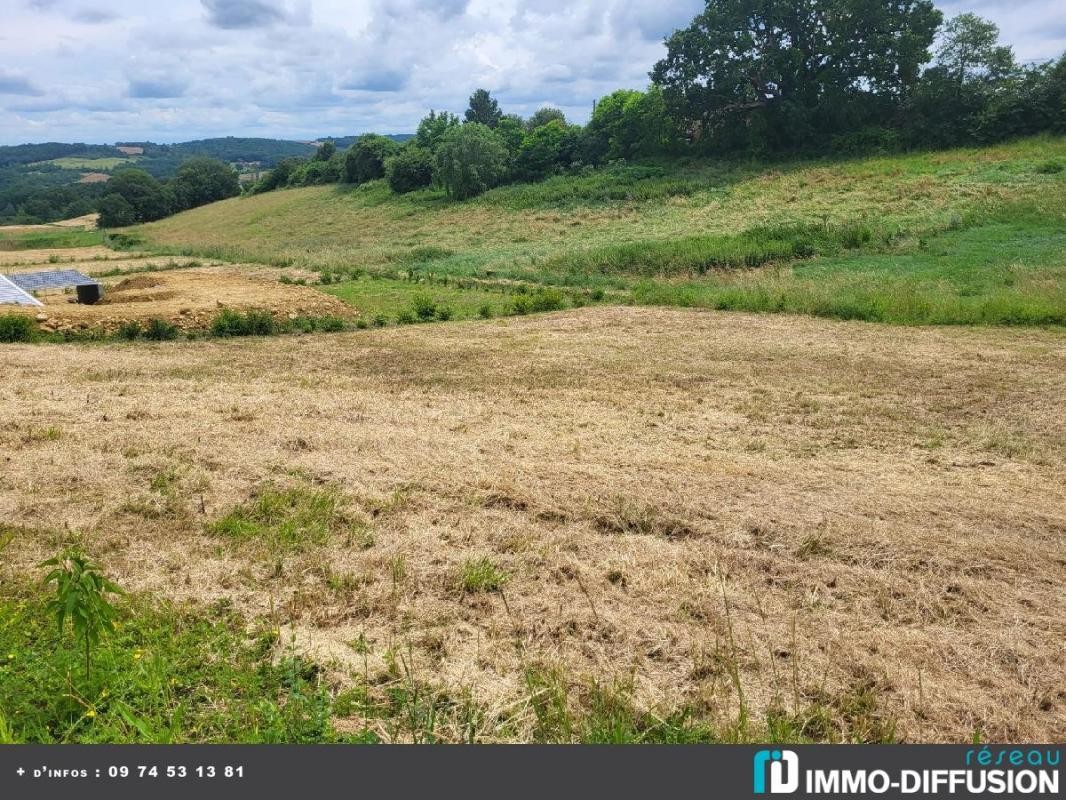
[936,13,1016,86]
[105,168,170,222]
[171,157,240,210]
[464,89,503,129]
[651,0,942,150]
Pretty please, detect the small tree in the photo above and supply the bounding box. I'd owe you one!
[254,157,301,193]
[495,114,526,162]
[464,89,503,129]
[41,549,124,682]
[527,107,567,131]
[385,146,435,193]
[416,110,461,152]
[436,124,510,200]
[515,120,579,182]
[313,140,337,162]
[344,134,399,184]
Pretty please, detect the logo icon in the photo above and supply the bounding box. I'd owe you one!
[753,750,800,794]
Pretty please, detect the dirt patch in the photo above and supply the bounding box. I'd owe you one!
[79,173,110,184]
[19,268,355,333]
[1,307,1063,742]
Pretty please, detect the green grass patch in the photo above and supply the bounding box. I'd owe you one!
[632,205,1066,325]
[324,276,524,322]
[207,485,350,551]
[459,558,508,593]
[0,586,364,743]
[0,227,104,250]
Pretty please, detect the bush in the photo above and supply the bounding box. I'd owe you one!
[436,124,510,200]
[211,309,278,337]
[344,135,400,185]
[143,319,180,341]
[478,303,493,319]
[372,314,389,328]
[1036,160,1064,175]
[116,320,142,340]
[396,310,417,325]
[384,146,435,194]
[529,288,566,313]
[412,294,438,321]
[0,314,35,343]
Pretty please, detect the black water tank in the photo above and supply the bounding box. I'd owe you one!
[76,283,103,305]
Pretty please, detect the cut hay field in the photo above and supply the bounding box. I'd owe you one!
[134,136,1066,326]
[2,307,1064,742]
[35,156,132,170]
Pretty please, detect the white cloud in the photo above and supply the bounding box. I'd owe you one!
[0,0,1062,144]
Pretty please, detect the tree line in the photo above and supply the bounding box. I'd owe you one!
[247,3,1063,203]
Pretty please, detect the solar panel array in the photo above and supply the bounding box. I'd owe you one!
[0,274,43,307]
[7,269,96,292]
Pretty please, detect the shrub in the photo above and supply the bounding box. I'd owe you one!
[396,310,417,325]
[511,296,532,315]
[436,124,510,200]
[143,319,180,341]
[0,314,36,343]
[211,309,278,337]
[116,320,142,340]
[384,146,435,193]
[478,303,493,319]
[412,294,438,321]
[529,288,567,313]
[435,306,454,321]
[344,135,400,184]
[315,316,346,333]
[1036,160,1064,175]
[372,314,389,328]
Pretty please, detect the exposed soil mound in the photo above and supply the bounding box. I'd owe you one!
[25,267,355,334]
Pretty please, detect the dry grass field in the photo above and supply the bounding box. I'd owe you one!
[2,306,1063,742]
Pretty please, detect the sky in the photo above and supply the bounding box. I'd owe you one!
[1,0,1063,146]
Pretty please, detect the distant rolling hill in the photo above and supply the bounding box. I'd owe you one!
[0,134,413,225]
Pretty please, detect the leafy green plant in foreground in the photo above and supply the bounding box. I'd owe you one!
[40,549,124,681]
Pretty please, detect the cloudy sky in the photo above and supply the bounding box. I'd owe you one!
[1,0,1063,145]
